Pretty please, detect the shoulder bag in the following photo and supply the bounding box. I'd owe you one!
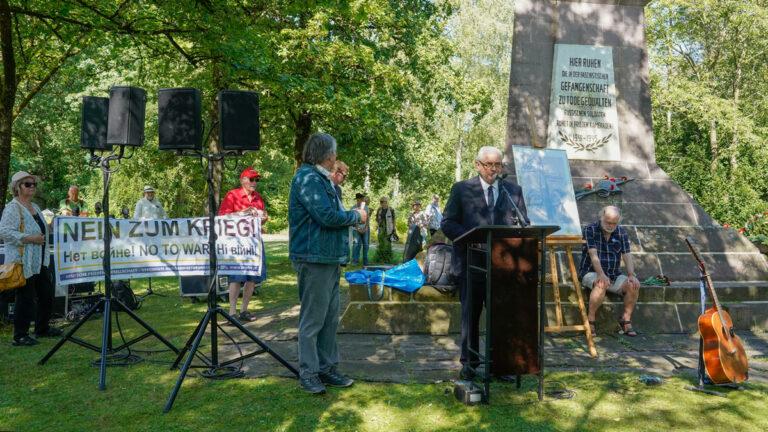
[0,205,27,292]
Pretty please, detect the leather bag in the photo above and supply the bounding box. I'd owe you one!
[0,206,26,292]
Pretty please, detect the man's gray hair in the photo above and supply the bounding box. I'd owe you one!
[302,133,337,165]
[475,146,503,162]
[600,205,621,218]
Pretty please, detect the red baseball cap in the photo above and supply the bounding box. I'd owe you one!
[240,167,260,180]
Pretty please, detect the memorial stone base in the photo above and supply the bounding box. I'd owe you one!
[339,281,768,335]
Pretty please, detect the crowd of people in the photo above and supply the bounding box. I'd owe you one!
[1,133,643,395]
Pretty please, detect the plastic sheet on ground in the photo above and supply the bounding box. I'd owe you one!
[344,259,425,293]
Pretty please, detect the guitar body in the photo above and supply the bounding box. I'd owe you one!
[698,307,749,384]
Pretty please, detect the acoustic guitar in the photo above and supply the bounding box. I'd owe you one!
[685,237,748,384]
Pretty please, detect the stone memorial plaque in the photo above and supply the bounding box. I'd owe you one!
[547,44,620,161]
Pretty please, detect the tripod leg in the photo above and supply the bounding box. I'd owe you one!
[219,309,299,377]
[99,298,112,390]
[164,310,212,413]
[116,299,179,354]
[39,297,104,365]
[171,313,209,369]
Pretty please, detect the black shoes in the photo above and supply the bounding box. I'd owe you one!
[238,311,257,322]
[12,335,39,346]
[300,369,355,394]
[300,375,327,395]
[36,327,63,338]
[459,365,476,380]
[319,368,354,388]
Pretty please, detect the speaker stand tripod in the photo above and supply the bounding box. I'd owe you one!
[39,148,179,390]
[163,151,298,413]
[138,277,166,300]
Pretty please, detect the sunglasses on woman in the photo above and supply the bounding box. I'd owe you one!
[21,182,37,188]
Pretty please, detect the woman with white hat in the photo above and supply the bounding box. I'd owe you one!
[0,171,62,346]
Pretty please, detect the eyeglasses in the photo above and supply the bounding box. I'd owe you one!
[21,182,37,188]
[477,161,503,170]
[248,177,259,182]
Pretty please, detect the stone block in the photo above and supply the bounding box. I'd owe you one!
[510,62,552,87]
[663,286,701,303]
[658,252,768,282]
[614,46,645,68]
[414,285,458,302]
[547,302,685,333]
[339,302,461,335]
[577,201,699,226]
[557,4,627,47]
[636,226,757,253]
[568,160,650,179]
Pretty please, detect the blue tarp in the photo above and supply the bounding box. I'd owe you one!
[344,259,425,293]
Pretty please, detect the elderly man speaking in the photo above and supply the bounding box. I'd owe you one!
[441,146,529,380]
[288,133,367,394]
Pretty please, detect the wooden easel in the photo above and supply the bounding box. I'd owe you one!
[543,235,597,358]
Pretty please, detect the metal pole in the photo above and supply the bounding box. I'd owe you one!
[207,157,219,366]
[98,157,113,390]
[538,231,545,401]
[484,230,492,403]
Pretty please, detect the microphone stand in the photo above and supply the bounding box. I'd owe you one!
[498,176,528,228]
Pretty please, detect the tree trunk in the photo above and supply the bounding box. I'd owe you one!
[293,110,312,169]
[0,0,17,213]
[709,119,718,174]
[729,51,743,174]
[207,62,225,213]
[455,135,463,182]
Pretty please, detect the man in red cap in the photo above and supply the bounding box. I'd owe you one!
[218,166,269,322]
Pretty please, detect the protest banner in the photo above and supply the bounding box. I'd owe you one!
[53,215,262,285]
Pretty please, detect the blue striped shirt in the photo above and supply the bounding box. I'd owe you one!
[578,221,630,282]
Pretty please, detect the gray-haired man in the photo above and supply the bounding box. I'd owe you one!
[288,133,368,394]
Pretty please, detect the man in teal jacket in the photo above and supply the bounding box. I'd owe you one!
[289,133,368,394]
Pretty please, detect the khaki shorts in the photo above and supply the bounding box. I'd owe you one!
[581,272,628,295]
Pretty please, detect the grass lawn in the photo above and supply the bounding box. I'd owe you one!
[1,243,767,431]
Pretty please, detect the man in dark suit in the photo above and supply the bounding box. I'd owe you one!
[441,146,529,380]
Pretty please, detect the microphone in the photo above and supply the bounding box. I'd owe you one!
[121,206,130,219]
[496,173,529,228]
[94,202,102,216]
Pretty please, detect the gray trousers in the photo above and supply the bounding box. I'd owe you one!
[295,262,341,379]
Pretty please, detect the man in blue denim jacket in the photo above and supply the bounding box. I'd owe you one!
[289,133,368,394]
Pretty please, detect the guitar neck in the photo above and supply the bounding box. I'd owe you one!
[685,237,734,342]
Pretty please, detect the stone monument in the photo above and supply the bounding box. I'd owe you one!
[505,0,768,330]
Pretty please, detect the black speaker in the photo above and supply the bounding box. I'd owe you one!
[107,86,146,147]
[179,275,229,298]
[80,96,111,150]
[158,88,202,151]
[218,90,260,151]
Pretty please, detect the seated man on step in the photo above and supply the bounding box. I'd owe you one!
[578,205,641,337]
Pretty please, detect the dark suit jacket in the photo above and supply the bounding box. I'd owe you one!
[440,176,529,276]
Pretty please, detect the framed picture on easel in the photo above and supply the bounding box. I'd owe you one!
[511,145,596,357]
[510,146,581,236]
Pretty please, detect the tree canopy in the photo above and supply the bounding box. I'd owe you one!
[3,0,768,235]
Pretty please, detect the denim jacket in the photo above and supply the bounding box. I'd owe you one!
[289,164,360,264]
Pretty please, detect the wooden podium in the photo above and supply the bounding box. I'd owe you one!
[455,224,559,402]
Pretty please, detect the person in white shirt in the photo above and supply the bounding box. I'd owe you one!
[133,185,167,220]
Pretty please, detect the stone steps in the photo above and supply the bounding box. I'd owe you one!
[340,283,768,335]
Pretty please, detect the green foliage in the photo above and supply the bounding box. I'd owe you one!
[5,1,461,229]
[648,0,768,229]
